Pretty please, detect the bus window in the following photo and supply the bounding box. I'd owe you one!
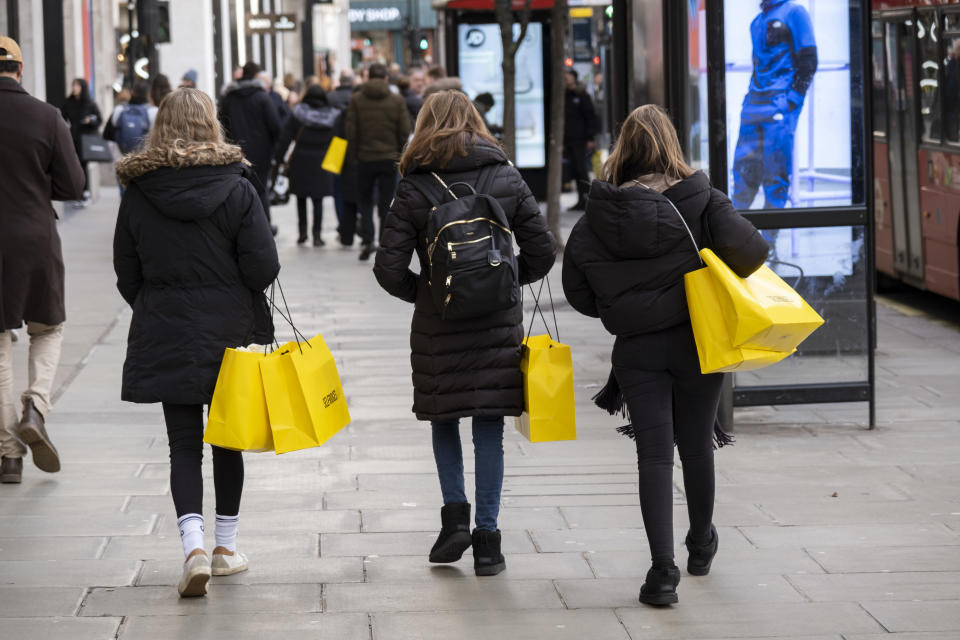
[872,21,887,137]
[943,14,960,143]
[918,11,941,143]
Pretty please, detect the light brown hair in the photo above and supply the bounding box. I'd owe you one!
[398,90,500,176]
[602,104,694,186]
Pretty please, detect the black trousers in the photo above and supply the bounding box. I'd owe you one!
[161,403,244,518]
[357,160,398,246]
[296,196,323,240]
[564,140,590,202]
[612,322,723,563]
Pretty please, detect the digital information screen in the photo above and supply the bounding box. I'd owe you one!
[457,23,546,169]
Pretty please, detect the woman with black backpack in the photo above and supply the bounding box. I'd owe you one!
[373,90,556,576]
[562,105,769,605]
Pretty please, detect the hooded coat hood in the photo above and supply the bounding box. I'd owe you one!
[292,102,339,130]
[361,78,392,100]
[223,78,265,97]
[562,171,768,337]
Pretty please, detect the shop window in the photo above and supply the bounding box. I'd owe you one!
[918,11,940,143]
[872,21,887,137]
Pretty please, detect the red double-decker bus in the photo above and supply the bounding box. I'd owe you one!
[873,0,960,300]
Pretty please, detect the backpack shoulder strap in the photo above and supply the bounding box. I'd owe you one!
[475,163,500,195]
[403,173,444,207]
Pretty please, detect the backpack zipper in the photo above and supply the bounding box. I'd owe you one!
[428,217,511,265]
[447,235,492,260]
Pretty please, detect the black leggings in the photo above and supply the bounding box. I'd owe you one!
[296,196,323,238]
[612,322,723,564]
[161,403,244,518]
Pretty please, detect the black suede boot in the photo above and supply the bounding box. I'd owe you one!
[472,529,506,576]
[686,524,718,576]
[638,563,681,605]
[429,502,472,563]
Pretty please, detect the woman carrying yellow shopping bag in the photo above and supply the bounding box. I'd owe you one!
[113,89,280,598]
[562,105,769,606]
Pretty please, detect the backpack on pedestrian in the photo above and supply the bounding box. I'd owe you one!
[115,104,151,154]
[405,164,519,320]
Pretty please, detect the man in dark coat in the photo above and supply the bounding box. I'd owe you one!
[563,69,599,211]
[219,62,282,233]
[0,37,85,483]
[327,70,356,111]
[345,62,410,260]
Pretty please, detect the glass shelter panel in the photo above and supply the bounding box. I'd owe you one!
[724,0,856,210]
[872,20,887,137]
[687,0,709,171]
[918,11,940,143]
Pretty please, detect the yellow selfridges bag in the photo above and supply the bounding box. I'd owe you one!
[259,334,351,454]
[657,193,822,374]
[515,280,576,442]
[699,249,824,352]
[321,136,348,175]
[204,347,274,452]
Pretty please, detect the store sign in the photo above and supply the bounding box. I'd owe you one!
[247,13,298,34]
[348,3,406,30]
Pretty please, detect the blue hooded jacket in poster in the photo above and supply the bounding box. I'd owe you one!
[732,0,818,210]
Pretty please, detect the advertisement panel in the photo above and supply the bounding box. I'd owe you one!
[457,23,546,169]
[725,0,853,211]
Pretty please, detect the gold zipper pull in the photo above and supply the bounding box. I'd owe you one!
[444,293,452,306]
[445,275,452,287]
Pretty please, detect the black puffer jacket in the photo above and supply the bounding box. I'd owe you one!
[219,80,282,185]
[113,144,281,404]
[562,171,768,336]
[374,143,557,421]
[275,95,341,199]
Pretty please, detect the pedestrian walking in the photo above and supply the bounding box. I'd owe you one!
[219,62,282,235]
[150,74,172,111]
[562,105,768,605]
[345,62,410,260]
[563,69,599,211]
[113,88,280,597]
[275,85,341,246]
[180,69,198,89]
[60,76,102,204]
[373,91,556,576]
[0,37,84,484]
[106,81,155,156]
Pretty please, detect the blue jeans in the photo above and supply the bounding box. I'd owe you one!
[431,416,505,532]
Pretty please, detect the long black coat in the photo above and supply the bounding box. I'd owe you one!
[0,78,85,330]
[275,100,340,199]
[61,94,103,159]
[562,172,768,337]
[374,143,557,421]
[219,80,282,186]
[113,145,280,404]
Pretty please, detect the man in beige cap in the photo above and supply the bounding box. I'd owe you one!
[0,36,85,483]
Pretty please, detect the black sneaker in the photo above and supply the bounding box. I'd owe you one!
[472,529,506,576]
[313,237,325,247]
[685,525,718,576]
[358,245,375,261]
[429,502,472,563]
[639,563,681,606]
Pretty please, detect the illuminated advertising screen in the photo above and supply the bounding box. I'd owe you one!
[725,0,856,277]
[725,0,853,211]
[457,23,546,169]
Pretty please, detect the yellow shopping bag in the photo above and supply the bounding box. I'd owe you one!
[321,136,348,175]
[699,248,824,352]
[685,264,795,373]
[259,334,351,454]
[515,334,577,442]
[204,347,274,452]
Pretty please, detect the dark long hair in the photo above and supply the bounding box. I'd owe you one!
[71,77,90,103]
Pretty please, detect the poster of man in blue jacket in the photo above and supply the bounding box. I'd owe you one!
[732,0,818,209]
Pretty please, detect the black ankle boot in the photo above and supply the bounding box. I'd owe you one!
[429,503,472,563]
[639,563,681,605]
[686,524,718,576]
[472,529,506,576]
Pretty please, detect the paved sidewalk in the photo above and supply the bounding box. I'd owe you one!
[1,190,958,639]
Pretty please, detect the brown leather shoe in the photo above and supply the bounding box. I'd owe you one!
[1,457,22,483]
[14,399,60,473]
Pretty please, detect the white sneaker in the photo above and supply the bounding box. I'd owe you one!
[211,549,249,576]
[177,551,211,597]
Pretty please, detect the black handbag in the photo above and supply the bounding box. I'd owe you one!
[81,133,114,163]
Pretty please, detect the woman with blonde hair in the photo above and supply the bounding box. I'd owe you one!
[113,88,280,597]
[374,90,556,575]
[562,104,768,605]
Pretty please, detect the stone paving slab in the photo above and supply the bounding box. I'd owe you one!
[585,548,826,578]
[788,571,960,602]
[325,579,564,613]
[0,559,138,587]
[361,552,595,582]
[80,583,324,617]
[805,545,960,573]
[371,609,631,640]
[137,556,363,586]
[0,617,121,640]
[0,537,106,561]
[119,612,370,640]
[0,586,85,616]
[860,600,960,633]
[360,506,567,532]
[320,530,537,557]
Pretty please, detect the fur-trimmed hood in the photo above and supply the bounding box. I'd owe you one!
[116,143,254,221]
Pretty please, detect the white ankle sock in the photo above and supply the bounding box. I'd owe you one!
[215,514,239,552]
[177,513,204,558]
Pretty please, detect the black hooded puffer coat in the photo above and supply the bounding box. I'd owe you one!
[275,96,341,199]
[374,143,557,421]
[113,149,280,404]
[562,171,768,336]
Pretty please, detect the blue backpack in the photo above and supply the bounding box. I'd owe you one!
[115,104,150,154]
